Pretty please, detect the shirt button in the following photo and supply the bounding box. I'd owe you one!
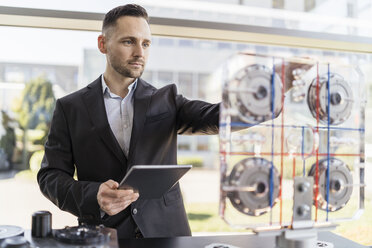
[124,124,128,129]
[132,208,138,215]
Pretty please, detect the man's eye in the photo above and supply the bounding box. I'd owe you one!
[143,43,150,48]
[122,40,132,44]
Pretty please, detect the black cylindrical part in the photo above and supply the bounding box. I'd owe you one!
[31,211,52,238]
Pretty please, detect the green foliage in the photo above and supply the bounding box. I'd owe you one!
[178,156,204,168]
[11,76,55,169]
[185,202,246,233]
[29,150,44,172]
[14,76,56,131]
[14,169,38,181]
[0,111,16,163]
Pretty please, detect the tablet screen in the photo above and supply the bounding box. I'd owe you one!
[118,165,192,199]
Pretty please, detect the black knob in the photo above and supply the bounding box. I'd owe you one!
[31,211,52,238]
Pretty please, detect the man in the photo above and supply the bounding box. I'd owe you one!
[37,4,219,239]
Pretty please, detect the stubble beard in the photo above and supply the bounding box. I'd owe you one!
[109,54,145,79]
[113,63,144,79]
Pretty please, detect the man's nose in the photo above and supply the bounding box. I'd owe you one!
[133,43,145,57]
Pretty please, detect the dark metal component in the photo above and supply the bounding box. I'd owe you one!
[227,157,280,216]
[307,73,353,125]
[308,158,353,211]
[31,211,52,238]
[1,236,30,248]
[293,177,313,227]
[228,64,283,124]
[54,225,110,245]
[0,226,24,240]
[117,232,365,248]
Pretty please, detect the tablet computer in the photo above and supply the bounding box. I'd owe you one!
[118,165,192,199]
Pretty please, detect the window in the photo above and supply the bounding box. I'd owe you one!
[197,136,209,151]
[158,38,175,47]
[273,0,284,9]
[141,70,153,83]
[198,74,209,99]
[0,9,371,241]
[178,72,193,98]
[304,0,316,12]
[179,39,194,47]
[157,71,174,88]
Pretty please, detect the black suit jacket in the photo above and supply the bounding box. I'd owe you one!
[37,77,219,238]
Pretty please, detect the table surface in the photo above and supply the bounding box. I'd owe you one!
[118,232,368,248]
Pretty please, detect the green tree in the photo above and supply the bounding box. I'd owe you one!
[0,110,16,168]
[14,76,56,169]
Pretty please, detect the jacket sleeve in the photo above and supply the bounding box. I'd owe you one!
[173,85,220,135]
[37,99,102,224]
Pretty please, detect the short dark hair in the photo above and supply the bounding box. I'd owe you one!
[102,4,149,33]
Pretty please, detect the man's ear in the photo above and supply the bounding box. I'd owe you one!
[98,34,107,54]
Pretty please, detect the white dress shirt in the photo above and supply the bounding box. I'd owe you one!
[101,74,137,157]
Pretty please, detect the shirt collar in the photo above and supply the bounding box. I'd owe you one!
[101,74,138,97]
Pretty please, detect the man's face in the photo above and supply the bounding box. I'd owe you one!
[101,16,151,79]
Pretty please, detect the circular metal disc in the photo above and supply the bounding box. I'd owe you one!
[227,157,280,216]
[228,64,283,124]
[307,73,353,125]
[0,225,24,239]
[308,158,353,211]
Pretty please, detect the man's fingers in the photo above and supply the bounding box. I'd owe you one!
[103,199,135,216]
[100,193,140,216]
[132,193,139,201]
[106,191,138,203]
[111,191,139,203]
[103,188,135,199]
[111,200,132,211]
[97,180,140,216]
[105,179,119,189]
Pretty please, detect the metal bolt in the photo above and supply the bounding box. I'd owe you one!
[297,182,310,193]
[297,204,310,217]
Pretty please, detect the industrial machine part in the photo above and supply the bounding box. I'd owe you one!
[307,73,353,125]
[227,64,283,124]
[308,158,353,212]
[226,157,280,216]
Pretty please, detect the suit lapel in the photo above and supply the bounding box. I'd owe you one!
[127,78,154,167]
[82,77,127,165]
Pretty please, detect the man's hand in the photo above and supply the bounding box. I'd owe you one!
[97,179,139,216]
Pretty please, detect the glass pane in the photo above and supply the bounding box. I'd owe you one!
[178,72,193,99]
[156,71,173,88]
[0,26,101,229]
[141,70,153,83]
[198,74,209,100]
[197,136,209,151]
[0,23,371,245]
